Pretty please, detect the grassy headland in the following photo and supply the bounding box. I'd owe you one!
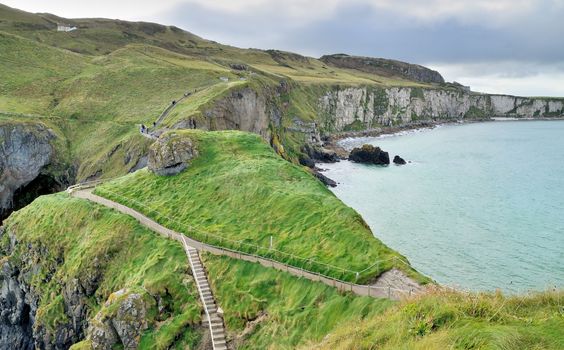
[94,130,427,284]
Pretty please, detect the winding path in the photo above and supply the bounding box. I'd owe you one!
[71,188,228,349]
[68,187,415,301]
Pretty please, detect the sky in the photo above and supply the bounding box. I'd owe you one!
[5,0,564,97]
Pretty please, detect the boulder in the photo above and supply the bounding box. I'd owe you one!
[349,144,390,165]
[148,134,198,176]
[88,290,150,350]
[393,155,407,165]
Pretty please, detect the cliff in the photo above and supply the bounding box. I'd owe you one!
[320,54,445,84]
[316,86,564,134]
[0,121,72,222]
[0,194,205,349]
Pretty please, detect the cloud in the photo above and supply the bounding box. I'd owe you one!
[6,0,564,96]
[427,62,564,97]
[160,1,564,63]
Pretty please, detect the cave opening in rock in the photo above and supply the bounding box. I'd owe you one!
[1,174,68,223]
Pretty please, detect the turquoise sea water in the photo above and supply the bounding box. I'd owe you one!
[323,121,564,293]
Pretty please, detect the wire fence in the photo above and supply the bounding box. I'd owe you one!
[69,178,414,283]
[71,186,417,299]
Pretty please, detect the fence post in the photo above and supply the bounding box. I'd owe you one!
[355,272,359,282]
[270,235,273,250]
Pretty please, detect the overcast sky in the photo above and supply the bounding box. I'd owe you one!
[5,0,564,97]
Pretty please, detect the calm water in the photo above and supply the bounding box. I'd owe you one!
[324,121,564,293]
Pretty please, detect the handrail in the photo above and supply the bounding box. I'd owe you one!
[70,183,419,299]
[94,186,413,283]
[182,237,222,349]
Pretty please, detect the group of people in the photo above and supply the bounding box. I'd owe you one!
[140,91,194,135]
[140,121,157,134]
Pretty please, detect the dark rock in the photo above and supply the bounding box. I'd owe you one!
[313,170,337,187]
[349,144,390,165]
[229,63,248,71]
[302,144,339,163]
[299,156,315,169]
[393,155,407,165]
[0,123,61,222]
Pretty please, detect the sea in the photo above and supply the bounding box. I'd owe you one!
[323,120,564,293]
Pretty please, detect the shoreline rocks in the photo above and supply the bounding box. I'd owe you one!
[349,144,390,165]
[393,155,407,165]
[312,170,337,187]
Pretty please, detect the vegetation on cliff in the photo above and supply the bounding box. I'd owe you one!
[95,130,426,284]
[1,193,202,349]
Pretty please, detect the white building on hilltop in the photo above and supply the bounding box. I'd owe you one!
[57,24,77,32]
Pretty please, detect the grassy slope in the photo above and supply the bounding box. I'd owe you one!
[203,253,393,349]
[0,3,442,180]
[202,254,564,350]
[311,289,564,349]
[1,193,203,349]
[94,130,426,284]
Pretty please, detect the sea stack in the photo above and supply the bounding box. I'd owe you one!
[349,144,390,165]
[393,155,407,165]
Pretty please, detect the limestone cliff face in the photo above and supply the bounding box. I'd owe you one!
[174,87,281,142]
[0,123,68,221]
[318,87,564,132]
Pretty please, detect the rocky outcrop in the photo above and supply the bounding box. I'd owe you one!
[312,170,337,187]
[0,248,35,350]
[302,144,339,163]
[175,87,278,142]
[148,133,198,176]
[87,289,150,350]
[393,155,406,165]
[349,145,390,165]
[0,122,62,221]
[320,54,445,84]
[0,226,88,349]
[318,87,564,133]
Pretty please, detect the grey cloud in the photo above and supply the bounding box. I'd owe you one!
[161,1,564,65]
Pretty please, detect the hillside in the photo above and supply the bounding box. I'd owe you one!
[94,130,425,284]
[1,3,563,349]
[2,137,562,349]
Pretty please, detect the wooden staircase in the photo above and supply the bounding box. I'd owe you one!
[183,242,228,350]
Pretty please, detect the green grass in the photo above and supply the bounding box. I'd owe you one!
[203,253,394,349]
[1,193,203,349]
[95,130,427,284]
[312,288,564,349]
[203,255,564,350]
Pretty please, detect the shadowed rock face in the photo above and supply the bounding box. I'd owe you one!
[148,133,198,176]
[393,155,407,165]
[0,123,59,222]
[0,226,91,349]
[88,290,149,350]
[349,144,390,165]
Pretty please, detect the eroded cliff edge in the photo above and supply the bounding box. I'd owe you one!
[0,122,72,223]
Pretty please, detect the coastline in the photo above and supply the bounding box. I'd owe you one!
[322,117,564,156]
[322,119,481,157]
